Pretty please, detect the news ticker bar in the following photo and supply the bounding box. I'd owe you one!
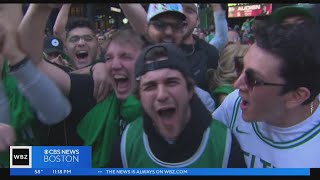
[10,168,310,176]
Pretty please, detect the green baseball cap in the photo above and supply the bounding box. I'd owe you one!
[272,4,316,24]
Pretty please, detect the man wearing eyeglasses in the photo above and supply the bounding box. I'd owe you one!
[64,17,99,69]
[212,17,320,167]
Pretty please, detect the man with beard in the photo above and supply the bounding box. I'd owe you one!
[120,3,226,93]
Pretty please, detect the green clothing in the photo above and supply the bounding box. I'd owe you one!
[206,34,215,43]
[77,92,141,168]
[0,61,41,167]
[122,117,230,168]
[211,84,234,108]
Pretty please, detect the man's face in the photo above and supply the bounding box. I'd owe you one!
[282,15,308,25]
[233,44,287,126]
[228,31,241,44]
[105,41,141,100]
[44,52,61,61]
[182,5,199,39]
[199,32,206,40]
[65,27,98,69]
[147,13,186,44]
[139,68,193,141]
[97,35,106,45]
[193,27,199,36]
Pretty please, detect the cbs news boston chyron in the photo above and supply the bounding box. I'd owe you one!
[9,146,311,176]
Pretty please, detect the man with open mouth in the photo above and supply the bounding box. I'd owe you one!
[119,3,217,113]
[109,43,245,168]
[213,4,320,168]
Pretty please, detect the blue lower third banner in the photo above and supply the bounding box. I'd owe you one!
[10,146,91,168]
[9,146,310,176]
[10,168,310,176]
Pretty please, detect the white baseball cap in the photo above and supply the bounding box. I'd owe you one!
[147,3,186,22]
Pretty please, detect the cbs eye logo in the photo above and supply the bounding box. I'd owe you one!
[10,146,32,168]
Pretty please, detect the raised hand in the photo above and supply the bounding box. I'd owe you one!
[0,4,26,65]
[92,62,111,102]
[0,123,15,152]
[32,3,63,9]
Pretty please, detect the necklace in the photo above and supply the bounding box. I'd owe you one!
[182,38,196,57]
[311,101,314,114]
[185,43,195,56]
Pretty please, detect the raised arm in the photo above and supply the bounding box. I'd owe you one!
[1,4,71,125]
[0,80,10,124]
[18,4,52,64]
[0,76,14,151]
[209,4,228,52]
[18,4,71,96]
[119,3,147,34]
[53,4,71,44]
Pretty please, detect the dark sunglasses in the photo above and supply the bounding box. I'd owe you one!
[244,69,286,89]
[149,20,187,33]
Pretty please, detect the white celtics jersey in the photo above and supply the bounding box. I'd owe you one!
[213,90,320,168]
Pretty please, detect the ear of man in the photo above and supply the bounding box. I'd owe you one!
[285,87,311,109]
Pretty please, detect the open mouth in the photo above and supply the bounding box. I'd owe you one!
[161,38,173,43]
[76,51,89,60]
[241,99,249,109]
[157,107,176,119]
[113,74,129,93]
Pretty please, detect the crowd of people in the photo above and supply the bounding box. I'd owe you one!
[0,3,320,168]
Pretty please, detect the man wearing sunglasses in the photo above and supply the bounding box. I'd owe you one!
[119,3,225,94]
[43,36,75,72]
[213,18,320,167]
[144,4,187,46]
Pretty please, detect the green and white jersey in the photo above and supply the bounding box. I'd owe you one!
[120,117,232,168]
[213,89,320,168]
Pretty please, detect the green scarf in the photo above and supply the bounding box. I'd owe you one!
[77,92,141,168]
[0,61,36,167]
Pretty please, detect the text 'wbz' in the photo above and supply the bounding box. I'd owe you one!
[43,149,80,163]
[105,169,188,175]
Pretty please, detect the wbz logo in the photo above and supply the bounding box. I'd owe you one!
[10,146,32,168]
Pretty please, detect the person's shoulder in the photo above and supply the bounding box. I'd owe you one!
[196,36,219,53]
[224,89,239,100]
[69,73,95,101]
[211,118,229,129]
[216,89,241,111]
[69,73,93,84]
[210,119,233,140]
